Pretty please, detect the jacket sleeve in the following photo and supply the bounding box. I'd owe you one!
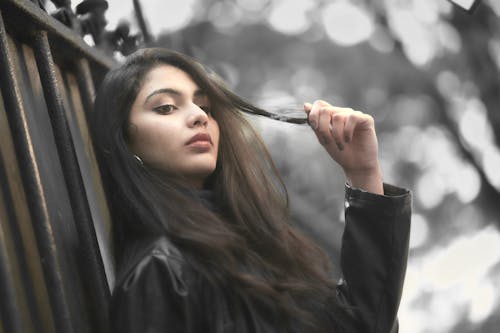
[110,243,188,333]
[337,183,411,333]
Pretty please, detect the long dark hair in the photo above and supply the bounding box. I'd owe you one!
[91,48,352,331]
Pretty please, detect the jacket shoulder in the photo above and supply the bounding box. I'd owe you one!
[111,237,189,332]
[114,236,187,295]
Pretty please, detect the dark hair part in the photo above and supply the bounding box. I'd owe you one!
[91,48,352,331]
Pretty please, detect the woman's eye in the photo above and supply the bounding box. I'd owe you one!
[153,104,176,114]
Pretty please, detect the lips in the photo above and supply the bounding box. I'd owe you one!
[185,133,212,146]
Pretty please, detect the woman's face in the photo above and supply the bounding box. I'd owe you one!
[128,64,220,188]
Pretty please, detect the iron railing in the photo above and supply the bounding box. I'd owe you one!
[0,0,124,331]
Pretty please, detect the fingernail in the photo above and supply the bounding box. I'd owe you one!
[309,120,317,129]
[336,141,344,151]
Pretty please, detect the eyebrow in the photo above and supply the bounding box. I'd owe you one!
[144,88,206,105]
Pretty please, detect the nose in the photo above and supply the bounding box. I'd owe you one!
[187,104,208,128]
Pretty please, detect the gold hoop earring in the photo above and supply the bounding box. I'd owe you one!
[133,154,143,165]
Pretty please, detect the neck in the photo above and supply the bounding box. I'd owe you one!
[150,167,208,190]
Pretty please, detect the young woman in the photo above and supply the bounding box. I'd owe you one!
[90,48,411,332]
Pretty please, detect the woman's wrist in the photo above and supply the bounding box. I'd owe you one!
[344,165,383,195]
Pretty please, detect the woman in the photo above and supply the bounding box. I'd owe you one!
[90,48,411,332]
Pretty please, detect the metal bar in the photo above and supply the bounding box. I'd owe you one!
[0,71,55,333]
[2,0,116,70]
[133,0,153,44]
[74,57,116,290]
[0,10,74,333]
[74,57,96,121]
[32,30,110,333]
[0,187,24,333]
[0,244,23,333]
[0,155,42,333]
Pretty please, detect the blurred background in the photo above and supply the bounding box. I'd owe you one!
[52,0,500,331]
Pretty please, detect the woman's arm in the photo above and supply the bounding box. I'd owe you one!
[339,183,411,332]
[304,100,412,331]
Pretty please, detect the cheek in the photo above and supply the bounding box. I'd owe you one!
[129,121,178,158]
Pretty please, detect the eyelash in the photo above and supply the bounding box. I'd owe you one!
[152,104,212,116]
[153,104,176,114]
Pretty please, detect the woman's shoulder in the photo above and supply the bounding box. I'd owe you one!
[113,236,187,294]
[110,237,191,332]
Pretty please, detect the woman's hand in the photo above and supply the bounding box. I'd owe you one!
[304,100,383,195]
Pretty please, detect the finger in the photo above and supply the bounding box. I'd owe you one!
[343,113,357,143]
[304,102,313,122]
[317,106,334,145]
[307,100,329,130]
[344,111,373,143]
[330,112,346,151]
[303,102,313,115]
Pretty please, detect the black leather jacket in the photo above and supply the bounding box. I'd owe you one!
[111,183,411,332]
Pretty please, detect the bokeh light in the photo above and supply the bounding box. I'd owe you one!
[468,280,497,324]
[142,0,198,34]
[100,0,134,31]
[412,0,440,24]
[409,214,429,249]
[387,5,437,65]
[483,146,500,189]
[410,124,481,208]
[459,98,494,151]
[266,0,315,35]
[437,21,462,54]
[416,169,447,209]
[401,226,500,333]
[208,1,243,32]
[452,162,481,203]
[322,0,374,46]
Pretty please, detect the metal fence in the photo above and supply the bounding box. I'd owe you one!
[0,0,117,332]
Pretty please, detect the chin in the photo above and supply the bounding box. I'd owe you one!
[185,162,217,178]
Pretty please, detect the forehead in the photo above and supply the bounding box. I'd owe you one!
[141,64,199,92]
